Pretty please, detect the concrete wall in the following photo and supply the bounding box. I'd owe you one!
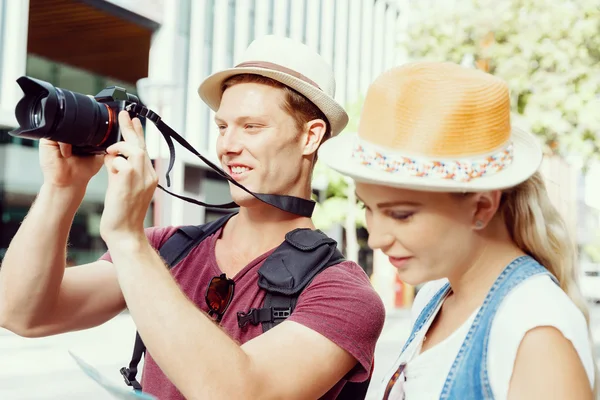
[0,0,29,128]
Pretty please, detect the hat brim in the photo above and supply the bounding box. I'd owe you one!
[318,127,543,192]
[197,67,349,137]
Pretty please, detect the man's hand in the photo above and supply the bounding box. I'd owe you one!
[100,111,158,245]
[40,139,104,192]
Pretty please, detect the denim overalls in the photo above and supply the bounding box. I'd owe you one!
[388,255,556,399]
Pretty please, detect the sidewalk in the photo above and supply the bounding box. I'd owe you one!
[0,308,414,400]
[1,305,598,399]
[0,313,137,400]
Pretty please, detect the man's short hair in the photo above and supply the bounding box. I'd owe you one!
[221,74,332,145]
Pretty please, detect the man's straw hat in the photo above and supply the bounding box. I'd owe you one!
[198,35,349,136]
[319,61,542,192]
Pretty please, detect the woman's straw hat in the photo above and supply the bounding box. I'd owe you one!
[318,61,542,192]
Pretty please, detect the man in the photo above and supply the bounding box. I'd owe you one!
[0,35,385,399]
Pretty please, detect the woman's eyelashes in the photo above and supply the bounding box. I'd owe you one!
[363,207,414,222]
[387,210,415,221]
[358,201,414,221]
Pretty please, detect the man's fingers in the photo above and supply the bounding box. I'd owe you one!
[132,117,144,137]
[118,111,140,146]
[59,142,72,158]
[111,155,130,174]
[131,117,148,150]
[105,153,131,174]
[106,141,154,178]
[106,141,140,158]
[104,153,116,172]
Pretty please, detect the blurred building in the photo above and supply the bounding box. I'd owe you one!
[0,0,159,263]
[539,155,580,247]
[0,0,403,265]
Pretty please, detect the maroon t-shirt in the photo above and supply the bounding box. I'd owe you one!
[101,225,385,399]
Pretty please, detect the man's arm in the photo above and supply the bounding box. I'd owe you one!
[0,184,125,337]
[109,237,359,399]
[507,326,593,400]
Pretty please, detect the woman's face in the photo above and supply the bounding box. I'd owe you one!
[356,182,484,285]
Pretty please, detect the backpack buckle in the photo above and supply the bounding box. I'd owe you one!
[272,308,291,319]
[237,307,292,328]
[237,308,259,328]
[119,367,142,391]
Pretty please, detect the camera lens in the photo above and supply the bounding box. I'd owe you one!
[10,76,118,153]
[30,97,44,128]
[10,76,144,155]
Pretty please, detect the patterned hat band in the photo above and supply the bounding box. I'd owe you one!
[351,139,514,183]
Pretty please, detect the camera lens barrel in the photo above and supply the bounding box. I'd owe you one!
[52,89,112,147]
[9,76,129,154]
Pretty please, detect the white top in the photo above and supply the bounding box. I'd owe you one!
[381,275,595,399]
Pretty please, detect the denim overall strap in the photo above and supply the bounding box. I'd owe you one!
[400,282,451,354]
[440,256,555,400]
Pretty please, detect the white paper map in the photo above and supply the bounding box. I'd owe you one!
[68,351,157,400]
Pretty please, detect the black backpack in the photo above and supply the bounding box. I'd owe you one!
[119,213,372,399]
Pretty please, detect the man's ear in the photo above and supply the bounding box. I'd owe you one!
[472,190,502,230]
[301,119,327,156]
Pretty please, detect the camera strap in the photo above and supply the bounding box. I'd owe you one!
[124,103,316,218]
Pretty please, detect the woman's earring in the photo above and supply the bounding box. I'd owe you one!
[475,220,484,229]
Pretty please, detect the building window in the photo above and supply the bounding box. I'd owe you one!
[204,0,215,77]
[285,0,292,37]
[26,54,137,96]
[204,0,215,150]
[0,132,39,147]
[249,0,256,43]
[178,0,192,36]
[3,54,138,150]
[357,227,373,277]
[317,0,322,52]
[0,199,107,265]
[302,0,308,43]
[203,170,239,222]
[268,0,275,33]
[227,0,236,66]
[0,0,6,95]
[331,0,337,69]
[0,130,13,145]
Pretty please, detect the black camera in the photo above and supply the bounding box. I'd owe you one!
[7,77,316,218]
[9,76,140,155]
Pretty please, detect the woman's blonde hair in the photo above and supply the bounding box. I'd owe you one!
[500,171,597,393]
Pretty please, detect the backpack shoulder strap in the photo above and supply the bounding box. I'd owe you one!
[336,373,372,400]
[258,246,343,331]
[236,228,344,331]
[160,212,236,268]
[236,228,372,399]
[120,212,236,391]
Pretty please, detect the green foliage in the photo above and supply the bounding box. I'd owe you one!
[401,0,600,162]
[583,243,600,263]
[581,207,600,262]
[343,95,365,133]
[312,96,366,230]
[312,161,367,230]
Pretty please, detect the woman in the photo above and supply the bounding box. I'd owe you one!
[319,61,596,399]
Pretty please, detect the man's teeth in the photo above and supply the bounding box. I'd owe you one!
[231,166,250,174]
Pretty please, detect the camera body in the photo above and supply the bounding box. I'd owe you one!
[9,76,140,155]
